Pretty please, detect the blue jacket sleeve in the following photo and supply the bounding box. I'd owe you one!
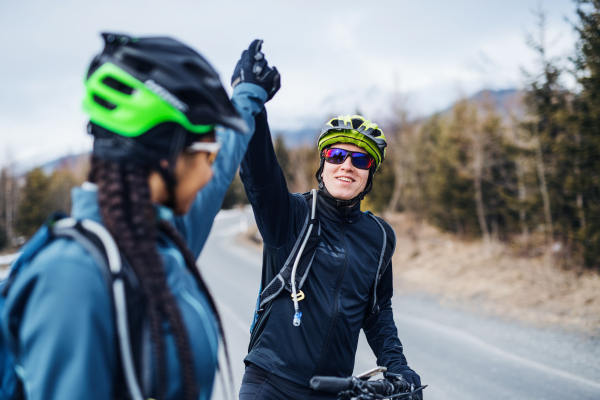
[362,262,410,374]
[173,83,268,259]
[238,109,305,248]
[1,240,116,400]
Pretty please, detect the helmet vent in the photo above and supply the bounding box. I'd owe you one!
[330,119,339,127]
[102,77,134,95]
[351,118,363,129]
[372,129,382,137]
[93,95,117,110]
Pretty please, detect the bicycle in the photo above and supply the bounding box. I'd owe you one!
[310,367,427,400]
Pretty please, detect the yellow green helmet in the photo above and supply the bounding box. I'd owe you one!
[317,115,387,170]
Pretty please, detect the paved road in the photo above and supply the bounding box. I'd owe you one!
[199,209,600,400]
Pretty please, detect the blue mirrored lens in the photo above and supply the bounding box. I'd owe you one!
[325,148,348,163]
[351,153,372,169]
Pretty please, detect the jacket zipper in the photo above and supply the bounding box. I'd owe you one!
[314,219,349,375]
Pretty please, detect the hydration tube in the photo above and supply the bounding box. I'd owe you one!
[290,189,317,326]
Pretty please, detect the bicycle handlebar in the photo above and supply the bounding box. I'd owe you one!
[310,375,412,395]
[310,376,355,392]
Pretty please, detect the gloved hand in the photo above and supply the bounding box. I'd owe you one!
[231,39,281,101]
[387,368,423,399]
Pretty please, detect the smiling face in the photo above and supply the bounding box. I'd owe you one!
[321,143,371,201]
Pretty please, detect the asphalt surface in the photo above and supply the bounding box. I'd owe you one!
[200,208,600,400]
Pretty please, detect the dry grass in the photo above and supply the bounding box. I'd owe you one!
[386,213,600,334]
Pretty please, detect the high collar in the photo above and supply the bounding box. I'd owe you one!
[70,183,174,225]
[70,185,103,223]
[317,188,362,224]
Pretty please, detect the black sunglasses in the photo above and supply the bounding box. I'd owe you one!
[322,148,375,170]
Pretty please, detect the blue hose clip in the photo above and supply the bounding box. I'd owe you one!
[293,311,302,326]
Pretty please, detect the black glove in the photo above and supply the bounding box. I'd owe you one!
[231,39,280,101]
[387,368,423,399]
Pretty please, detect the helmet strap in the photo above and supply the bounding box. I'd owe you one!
[316,157,325,190]
[159,125,187,209]
[359,168,375,200]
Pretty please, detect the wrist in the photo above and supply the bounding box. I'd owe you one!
[232,82,269,103]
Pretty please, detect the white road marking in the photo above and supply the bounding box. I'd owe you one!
[396,313,600,390]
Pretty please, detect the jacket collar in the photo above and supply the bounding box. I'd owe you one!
[317,188,362,224]
[70,184,103,223]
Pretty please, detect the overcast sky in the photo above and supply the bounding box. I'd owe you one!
[0,0,578,167]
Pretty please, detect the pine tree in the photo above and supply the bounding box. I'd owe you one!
[522,8,576,267]
[16,168,51,238]
[572,0,600,268]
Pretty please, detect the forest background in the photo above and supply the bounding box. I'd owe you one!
[2,2,600,329]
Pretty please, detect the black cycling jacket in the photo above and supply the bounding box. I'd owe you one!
[239,109,410,386]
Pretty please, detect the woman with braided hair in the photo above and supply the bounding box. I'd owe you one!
[0,35,280,400]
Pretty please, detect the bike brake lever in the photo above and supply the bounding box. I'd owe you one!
[386,385,428,399]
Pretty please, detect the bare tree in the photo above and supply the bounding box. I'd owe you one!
[533,123,554,267]
[471,112,491,246]
[385,118,405,214]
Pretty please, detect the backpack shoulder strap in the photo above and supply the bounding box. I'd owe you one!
[364,211,396,317]
[257,189,320,312]
[59,219,146,400]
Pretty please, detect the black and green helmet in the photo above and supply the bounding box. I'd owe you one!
[315,115,387,204]
[83,32,247,139]
[317,115,387,170]
[84,33,247,206]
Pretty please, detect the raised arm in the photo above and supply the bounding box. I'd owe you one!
[174,39,281,259]
[174,82,268,258]
[239,107,306,247]
[231,41,304,247]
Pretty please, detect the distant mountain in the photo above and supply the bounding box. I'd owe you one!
[11,152,90,181]
[40,152,90,176]
[442,88,524,118]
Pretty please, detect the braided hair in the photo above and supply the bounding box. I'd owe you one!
[89,155,226,400]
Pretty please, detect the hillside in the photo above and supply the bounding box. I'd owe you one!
[388,213,600,334]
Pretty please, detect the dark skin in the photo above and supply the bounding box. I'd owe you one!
[148,133,216,215]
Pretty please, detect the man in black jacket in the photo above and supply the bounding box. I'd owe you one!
[233,44,423,400]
